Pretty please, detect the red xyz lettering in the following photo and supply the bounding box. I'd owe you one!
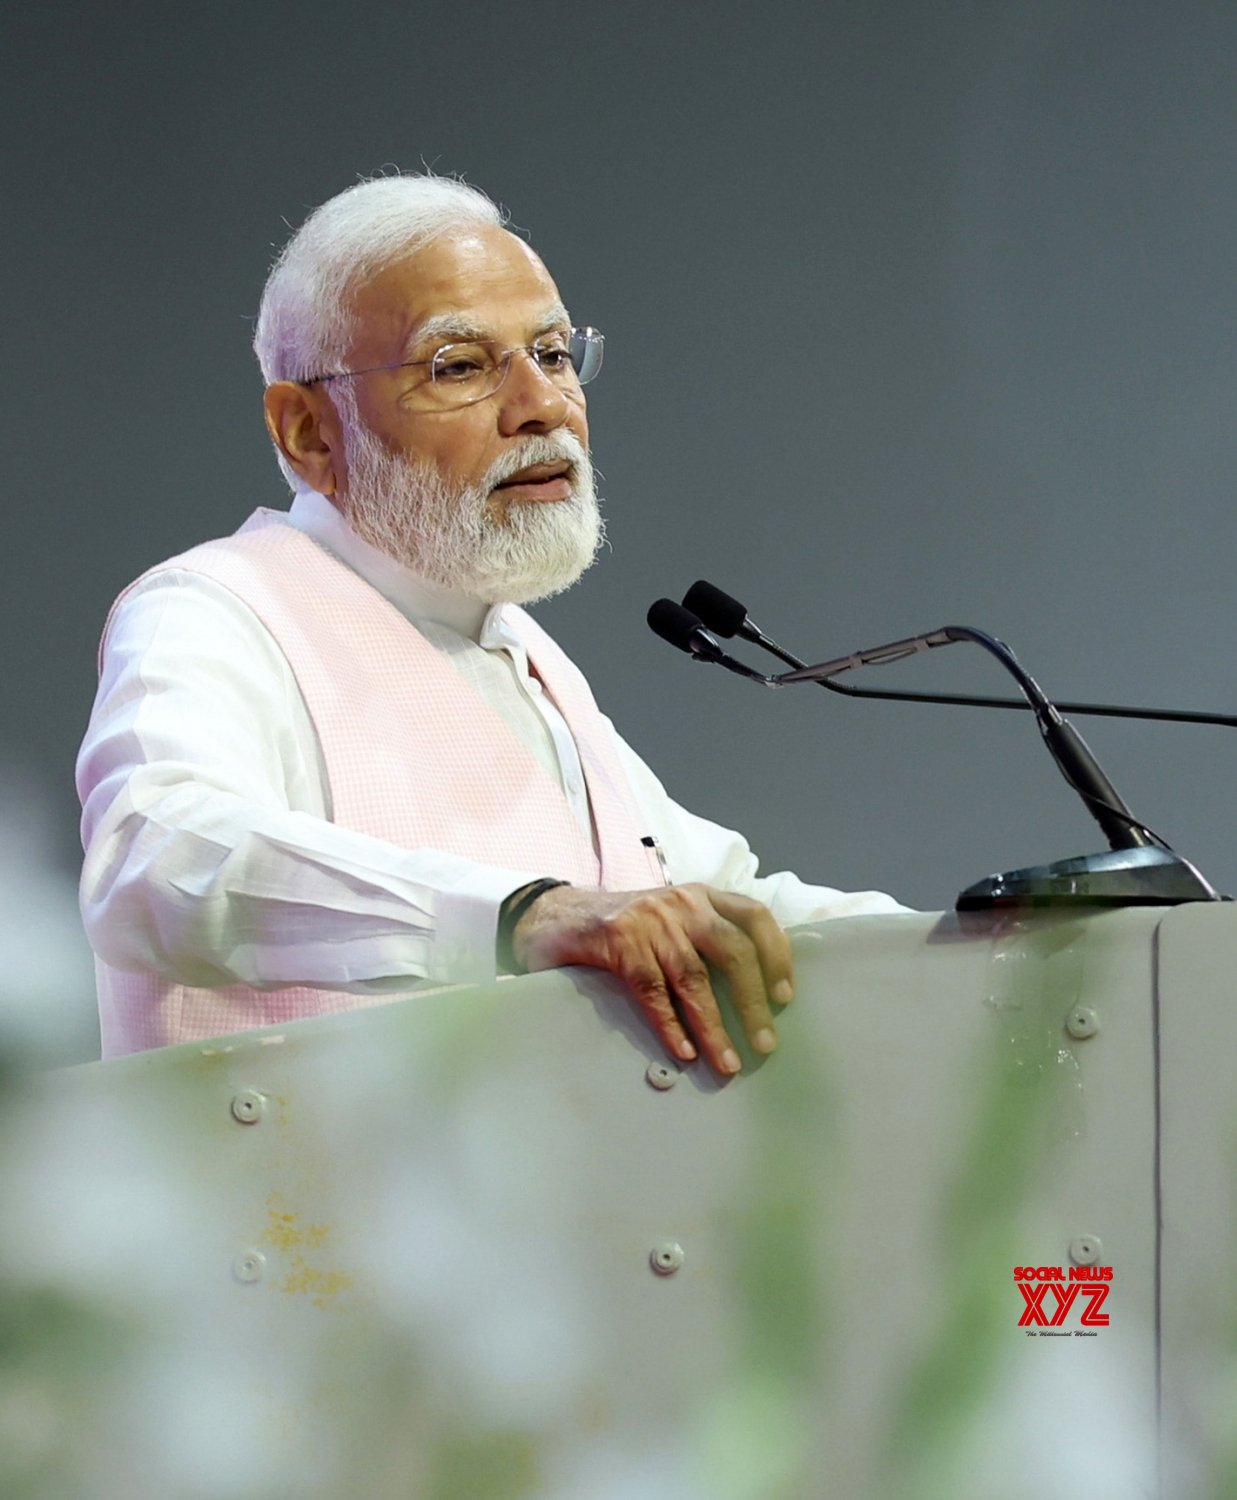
[1018,1281,1109,1326]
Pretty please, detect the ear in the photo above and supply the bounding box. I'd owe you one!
[263,381,342,498]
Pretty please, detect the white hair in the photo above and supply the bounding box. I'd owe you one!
[253,173,505,492]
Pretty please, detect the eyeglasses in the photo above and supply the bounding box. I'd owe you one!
[303,325,604,410]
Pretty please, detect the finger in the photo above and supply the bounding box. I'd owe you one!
[624,960,699,1065]
[706,891,796,1006]
[690,916,780,1056]
[653,932,743,1075]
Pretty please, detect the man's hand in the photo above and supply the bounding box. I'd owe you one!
[511,884,794,1076]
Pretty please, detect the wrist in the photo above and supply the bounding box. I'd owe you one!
[496,879,571,975]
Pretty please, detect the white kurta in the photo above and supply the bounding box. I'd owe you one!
[77,493,904,1008]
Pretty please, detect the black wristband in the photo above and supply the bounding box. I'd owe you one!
[496,879,571,975]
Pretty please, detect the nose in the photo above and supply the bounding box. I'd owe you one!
[495,347,573,436]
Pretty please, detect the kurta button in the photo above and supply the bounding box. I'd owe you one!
[650,1241,685,1275]
[230,1090,266,1125]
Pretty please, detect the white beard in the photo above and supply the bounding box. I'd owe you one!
[332,391,605,605]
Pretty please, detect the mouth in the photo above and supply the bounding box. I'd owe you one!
[492,460,574,503]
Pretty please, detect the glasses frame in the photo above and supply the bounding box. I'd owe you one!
[301,325,604,408]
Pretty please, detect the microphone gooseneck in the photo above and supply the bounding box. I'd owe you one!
[782,618,1149,854]
[647,582,1224,906]
[931,625,1152,852]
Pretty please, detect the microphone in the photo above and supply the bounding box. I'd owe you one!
[650,584,1223,906]
[683,579,803,669]
[646,598,724,658]
[646,600,773,685]
[681,580,751,642]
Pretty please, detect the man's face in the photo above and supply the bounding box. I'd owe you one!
[336,224,591,507]
[323,225,602,602]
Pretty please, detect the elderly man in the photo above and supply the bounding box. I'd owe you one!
[77,173,902,1071]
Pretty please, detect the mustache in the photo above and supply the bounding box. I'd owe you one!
[483,432,590,490]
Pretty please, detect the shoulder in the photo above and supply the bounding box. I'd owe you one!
[100,511,339,661]
[100,567,291,683]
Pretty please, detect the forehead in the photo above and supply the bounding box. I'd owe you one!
[347,225,565,352]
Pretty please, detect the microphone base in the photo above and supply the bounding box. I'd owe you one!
[956,845,1227,911]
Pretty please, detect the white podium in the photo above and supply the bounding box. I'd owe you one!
[5,905,1235,1499]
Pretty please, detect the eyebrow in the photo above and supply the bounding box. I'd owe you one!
[405,302,572,355]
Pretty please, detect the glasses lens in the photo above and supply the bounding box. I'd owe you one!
[428,342,503,405]
[530,331,577,385]
[569,327,604,385]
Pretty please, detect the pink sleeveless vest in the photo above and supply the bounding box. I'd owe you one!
[96,509,664,1054]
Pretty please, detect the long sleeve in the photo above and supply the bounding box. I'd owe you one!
[77,572,538,991]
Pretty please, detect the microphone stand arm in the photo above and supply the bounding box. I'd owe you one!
[811,677,1237,727]
[769,625,1222,909]
[761,633,1237,727]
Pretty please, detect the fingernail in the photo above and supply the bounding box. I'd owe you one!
[772,980,794,1004]
[677,1039,697,1060]
[754,1027,777,1054]
[721,1048,742,1074]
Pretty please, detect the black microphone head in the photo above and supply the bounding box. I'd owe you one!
[647,598,707,653]
[682,579,748,638]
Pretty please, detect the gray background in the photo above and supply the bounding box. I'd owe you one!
[4,1,1236,1061]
